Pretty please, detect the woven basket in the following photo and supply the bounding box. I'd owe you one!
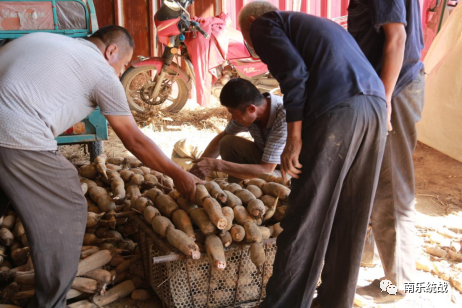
[133,215,277,308]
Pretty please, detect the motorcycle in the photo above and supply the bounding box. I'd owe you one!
[120,0,279,113]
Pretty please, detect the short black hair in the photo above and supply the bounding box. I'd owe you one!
[220,78,264,112]
[90,25,135,51]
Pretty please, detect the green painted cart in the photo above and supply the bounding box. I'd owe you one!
[0,0,107,161]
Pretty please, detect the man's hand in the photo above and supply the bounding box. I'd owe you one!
[171,170,204,201]
[281,135,303,182]
[387,99,393,132]
[190,157,218,180]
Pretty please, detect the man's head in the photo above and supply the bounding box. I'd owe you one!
[89,25,135,76]
[220,78,265,127]
[238,1,278,48]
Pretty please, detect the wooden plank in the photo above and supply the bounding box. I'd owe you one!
[121,0,150,59]
[93,0,115,27]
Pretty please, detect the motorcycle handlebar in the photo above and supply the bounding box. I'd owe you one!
[190,21,209,39]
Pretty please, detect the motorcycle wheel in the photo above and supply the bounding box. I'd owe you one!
[121,65,188,114]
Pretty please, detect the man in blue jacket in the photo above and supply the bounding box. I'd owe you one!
[348,0,425,303]
[239,2,388,307]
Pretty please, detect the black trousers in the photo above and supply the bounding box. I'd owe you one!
[260,95,387,308]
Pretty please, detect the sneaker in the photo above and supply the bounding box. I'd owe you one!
[356,279,406,304]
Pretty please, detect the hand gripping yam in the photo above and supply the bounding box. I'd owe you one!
[143,206,160,224]
[205,235,226,270]
[203,197,227,230]
[151,216,175,237]
[247,199,266,219]
[243,222,262,243]
[250,243,266,267]
[94,154,108,179]
[262,183,291,201]
[221,207,234,231]
[206,182,227,204]
[233,205,254,225]
[195,184,210,207]
[259,173,279,182]
[224,183,242,194]
[190,208,217,235]
[172,209,195,238]
[177,197,198,214]
[223,191,242,208]
[155,194,179,218]
[220,231,232,248]
[246,185,263,199]
[247,178,267,189]
[235,189,256,205]
[258,226,271,240]
[272,222,283,238]
[167,229,200,259]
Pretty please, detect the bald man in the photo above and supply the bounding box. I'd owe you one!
[0,26,201,307]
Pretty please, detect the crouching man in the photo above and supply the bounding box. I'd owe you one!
[190,78,287,183]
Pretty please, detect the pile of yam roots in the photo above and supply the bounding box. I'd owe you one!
[0,154,290,306]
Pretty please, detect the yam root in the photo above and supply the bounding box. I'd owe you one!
[206,182,227,204]
[167,229,200,259]
[86,212,104,228]
[155,194,179,218]
[107,157,125,165]
[261,195,278,221]
[106,163,122,171]
[144,188,163,204]
[262,183,291,201]
[247,185,263,199]
[177,197,198,214]
[273,206,286,222]
[250,242,266,267]
[203,198,227,230]
[132,289,151,301]
[134,197,152,214]
[258,226,271,240]
[259,173,279,183]
[143,206,160,224]
[77,250,113,276]
[168,190,182,201]
[247,199,266,219]
[195,184,210,207]
[92,279,142,307]
[190,208,217,235]
[205,235,226,270]
[233,205,254,225]
[131,174,145,186]
[111,176,125,201]
[223,191,242,208]
[0,228,14,246]
[172,209,195,239]
[126,157,143,168]
[247,179,267,189]
[230,225,245,242]
[127,185,142,202]
[140,166,151,175]
[223,183,241,194]
[119,170,134,182]
[72,277,99,293]
[79,164,97,179]
[272,222,283,238]
[244,222,262,243]
[89,187,115,212]
[235,189,256,205]
[94,154,108,179]
[144,174,159,189]
[151,216,175,237]
[219,231,232,248]
[222,207,234,231]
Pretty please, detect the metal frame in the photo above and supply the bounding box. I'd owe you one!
[0,0,95,38]
[55,109,108,144]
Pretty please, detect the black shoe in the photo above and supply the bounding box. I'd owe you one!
[356,279,406,304]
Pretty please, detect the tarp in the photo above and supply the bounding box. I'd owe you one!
[417,4,462,162]
[0,2,54,30]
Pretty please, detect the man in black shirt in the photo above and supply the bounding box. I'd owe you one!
[239,1,388,307]
[348,0,425,303]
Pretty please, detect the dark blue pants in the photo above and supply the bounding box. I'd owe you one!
[261,94,387,308]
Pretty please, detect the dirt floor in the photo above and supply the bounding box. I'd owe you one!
[60,98,462,308]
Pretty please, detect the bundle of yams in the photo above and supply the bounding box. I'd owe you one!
[81,154,290,273]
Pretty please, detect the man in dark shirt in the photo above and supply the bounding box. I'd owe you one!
[348,0,425,303]
[239,2,388,307]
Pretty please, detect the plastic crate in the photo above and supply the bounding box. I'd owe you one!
[133,215,277,308]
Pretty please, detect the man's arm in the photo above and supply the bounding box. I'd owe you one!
[381,23,407,131]
[192,157,277,180]
[105,115,202,200]
[201,131,228,158]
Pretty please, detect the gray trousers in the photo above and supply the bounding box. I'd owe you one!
[371,69,425,290]
[219,135,283,183]
[261,95,387,308]
[0,147,87,308]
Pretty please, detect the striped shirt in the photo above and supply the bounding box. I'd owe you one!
[225,93,287,164]
[0,33,132,151]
